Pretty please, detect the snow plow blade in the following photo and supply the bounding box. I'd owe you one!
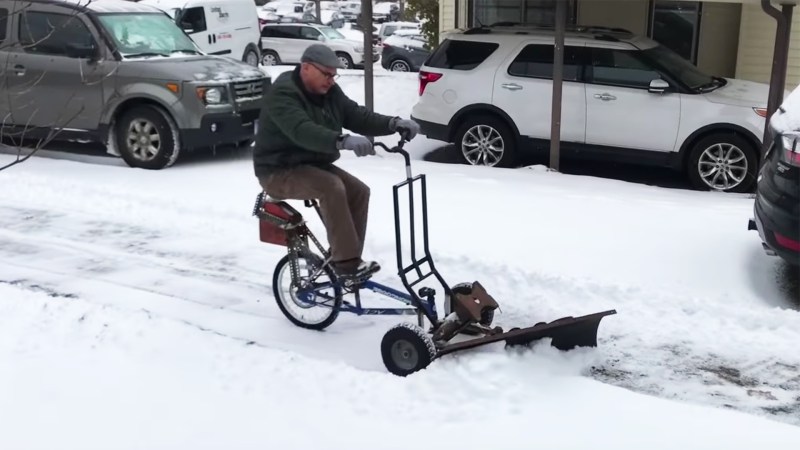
[435,309,617,358]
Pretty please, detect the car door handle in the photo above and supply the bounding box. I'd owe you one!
[501,83,523,91]
[13,64,25,76]
[594,93,616,101]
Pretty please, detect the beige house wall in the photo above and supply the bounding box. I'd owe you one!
[736,3,800,88]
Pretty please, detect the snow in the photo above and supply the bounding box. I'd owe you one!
[1,69,800,449]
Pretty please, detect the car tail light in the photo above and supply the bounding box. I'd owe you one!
[774,231,800,252]
[782,147,800,167]
[754,107,768,118]
[418,70,442,96]
[779,133,800,167]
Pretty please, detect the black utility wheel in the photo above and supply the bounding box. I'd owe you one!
[453,115,517,168]
[336,52,354,69]
[686,132,759,193]
[381,322,437,377]
[272,254,342,330]
[115,105,180,170]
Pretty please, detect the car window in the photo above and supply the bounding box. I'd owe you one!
[300,26,321,40]
[590,48,661,89]
[425,39,499,70]
[18,11,96,57]
[264,26,300,39]
[0,8,8,44]
[507,44,585,82]
[178,6,207,33]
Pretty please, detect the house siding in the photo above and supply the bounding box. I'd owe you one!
[736,3,800,87]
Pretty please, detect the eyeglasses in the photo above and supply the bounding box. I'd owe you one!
[310,62,339,81]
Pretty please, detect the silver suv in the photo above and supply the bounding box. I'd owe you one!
[0,0,269,169]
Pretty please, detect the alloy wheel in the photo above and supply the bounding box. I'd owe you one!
[461,124,505,166]
[697,143,748,190]
[126,119,161,162]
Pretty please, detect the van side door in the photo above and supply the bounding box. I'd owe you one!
[7,4,112,132]
[177,6,220,55]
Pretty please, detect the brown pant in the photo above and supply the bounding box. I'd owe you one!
[258,164,370,262]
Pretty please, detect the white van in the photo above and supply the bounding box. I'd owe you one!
[139,0,262,66]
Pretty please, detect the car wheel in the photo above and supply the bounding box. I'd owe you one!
[336,52,353,69]
[389,59,411,71]
[243,47,259,66]
[686,132,758,193]
[115,105,180,170]
[261,50,280,66]
[453,115,517,168]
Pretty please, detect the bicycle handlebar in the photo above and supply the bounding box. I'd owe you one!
[374,138,412,179]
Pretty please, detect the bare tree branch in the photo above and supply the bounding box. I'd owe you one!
[1,0,100,172]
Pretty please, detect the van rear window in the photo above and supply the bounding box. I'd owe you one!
[425,39,499,70]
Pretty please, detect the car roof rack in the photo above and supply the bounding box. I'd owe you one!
[462,22,632,37]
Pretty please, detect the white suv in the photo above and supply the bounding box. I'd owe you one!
[411,25,773,193]
[260,22,379,69]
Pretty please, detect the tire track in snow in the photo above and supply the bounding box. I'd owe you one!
[2,206,799,425]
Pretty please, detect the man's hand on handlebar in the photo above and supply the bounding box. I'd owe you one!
[340,135,375,157]
[391,117,421,141]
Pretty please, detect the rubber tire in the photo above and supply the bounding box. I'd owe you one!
[686,132,759,193]
[381,322,437,377]
[115,105,180,170]
[261,50,281,66]
[453,114,518,168]
[389,59,411,71]
[336,52,354,69]
[272,254,342,331]
[243,46,259,66]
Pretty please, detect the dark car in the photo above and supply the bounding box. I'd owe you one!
[380,31,430,72]
[749,117,800,267]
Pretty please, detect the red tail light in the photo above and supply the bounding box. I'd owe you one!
[782,148,800,167]
[774,231,800,251]
[418,70,442,96]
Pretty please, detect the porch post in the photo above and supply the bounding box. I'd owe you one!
[761,0,794,149]
[549,0,568,171]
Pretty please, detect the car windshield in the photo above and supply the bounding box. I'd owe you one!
[97,13,199,58]
[639,44,720,92]
[319,27,345,40]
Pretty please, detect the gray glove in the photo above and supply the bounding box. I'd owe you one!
[391,117,421,140]
[339,134,374,157]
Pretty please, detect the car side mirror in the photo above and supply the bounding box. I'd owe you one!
[648,79,670,94]
[65,41,99,60]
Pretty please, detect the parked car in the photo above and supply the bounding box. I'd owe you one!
[410,24,776,193]
[0,0,269,170]
[139,0,262,66]
[381,30,430,72]
[749,98,800,267]
[260,22,379,69]
[376,20,420,45]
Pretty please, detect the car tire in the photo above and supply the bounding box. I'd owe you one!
[261,50,280,66]
[115,105,180,170]
[686,132,758,193]
[243,46,259,66]
[336,52,353,69]
[389,59,411,71]
[453,114,517,168]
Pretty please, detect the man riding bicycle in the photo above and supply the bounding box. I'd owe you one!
[253,44,420,281]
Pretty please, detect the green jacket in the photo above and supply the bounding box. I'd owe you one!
[253,67,396,177]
